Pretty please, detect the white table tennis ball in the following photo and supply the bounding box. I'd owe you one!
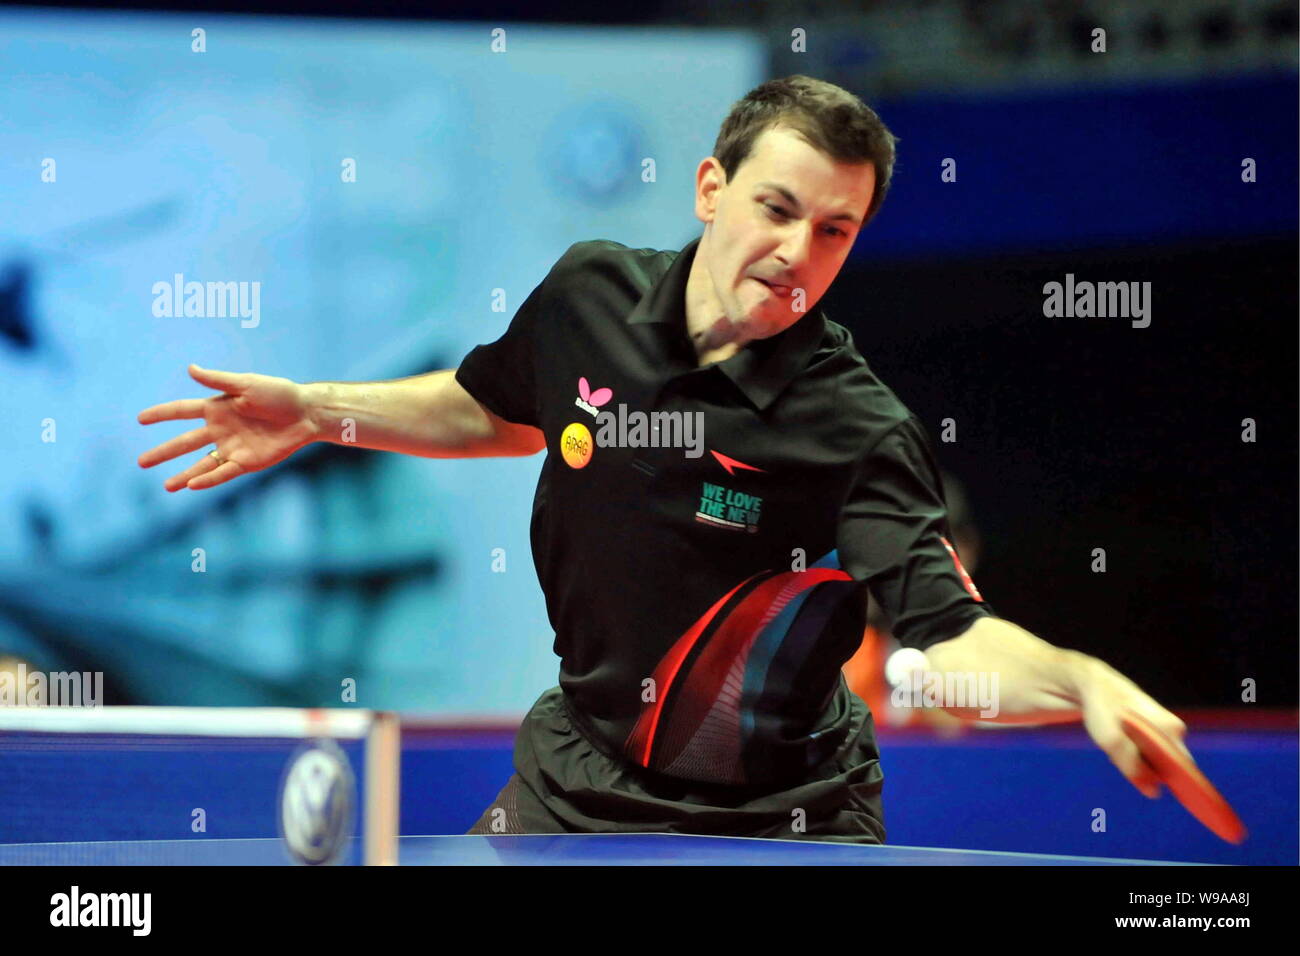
[884,647,930,688]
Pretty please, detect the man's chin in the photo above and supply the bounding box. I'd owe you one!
[740,317,784,340]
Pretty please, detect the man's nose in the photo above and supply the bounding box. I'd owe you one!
[775,222,814,274]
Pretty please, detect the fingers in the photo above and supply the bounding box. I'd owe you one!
[1125,703,1192,761]
[1083,661,1192,776]
[1161,714,1191,760]
[137,398,207,425]
[1126,751,1165,800]
[187,459,244,491]
[1106,729,1164,799]
[163,451,222,492]
[138,364,243,425]
[1085,707,1164,799]
[138,426,212,469]
[188,363,244,393]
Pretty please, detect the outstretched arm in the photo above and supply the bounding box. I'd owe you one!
[305,368,545,460]
[922,615,1189,798]
[137,364,544,492]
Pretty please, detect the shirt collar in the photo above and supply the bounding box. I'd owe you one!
[625,235,827,412]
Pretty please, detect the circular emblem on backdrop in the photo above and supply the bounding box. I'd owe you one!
[560,422,594,469]
[541,102,642,204]
[278,739,355,865]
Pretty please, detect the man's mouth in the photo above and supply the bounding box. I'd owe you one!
[754,278,791,297]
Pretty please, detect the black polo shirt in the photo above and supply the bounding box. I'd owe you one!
[456,236,992,790]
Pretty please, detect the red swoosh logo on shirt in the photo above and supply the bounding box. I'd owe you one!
[709,450,765,476]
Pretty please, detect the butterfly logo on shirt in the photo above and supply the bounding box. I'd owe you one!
[574,376,614,418]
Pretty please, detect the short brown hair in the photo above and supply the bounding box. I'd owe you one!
[711,75,898,227]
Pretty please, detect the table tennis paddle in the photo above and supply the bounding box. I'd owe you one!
[1120,710,1246,845]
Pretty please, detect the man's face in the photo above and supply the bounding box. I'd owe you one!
[693,124,876,339]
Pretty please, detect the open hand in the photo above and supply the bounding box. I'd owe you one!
[137,364,319,491]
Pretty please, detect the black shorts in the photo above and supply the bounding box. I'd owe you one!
[466,685,886,845]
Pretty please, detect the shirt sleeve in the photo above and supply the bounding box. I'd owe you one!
[453,273,552,429]
[836,415,995,651]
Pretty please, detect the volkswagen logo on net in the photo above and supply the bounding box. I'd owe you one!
[278,740,355,865]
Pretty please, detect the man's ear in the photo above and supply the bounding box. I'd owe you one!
[694,157,725,224]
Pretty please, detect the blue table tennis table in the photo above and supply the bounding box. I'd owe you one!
[3,708,1257,866]
[0,833,1206,866]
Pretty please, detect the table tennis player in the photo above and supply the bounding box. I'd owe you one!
[138,75,1188,844]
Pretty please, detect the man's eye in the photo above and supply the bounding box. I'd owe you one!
[766,203,845,237]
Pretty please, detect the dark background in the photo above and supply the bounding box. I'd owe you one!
[834,234,1297,706]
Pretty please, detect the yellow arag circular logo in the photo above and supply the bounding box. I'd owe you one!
[560,422,593,469]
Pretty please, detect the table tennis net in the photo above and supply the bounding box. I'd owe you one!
[0,707,398,865]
